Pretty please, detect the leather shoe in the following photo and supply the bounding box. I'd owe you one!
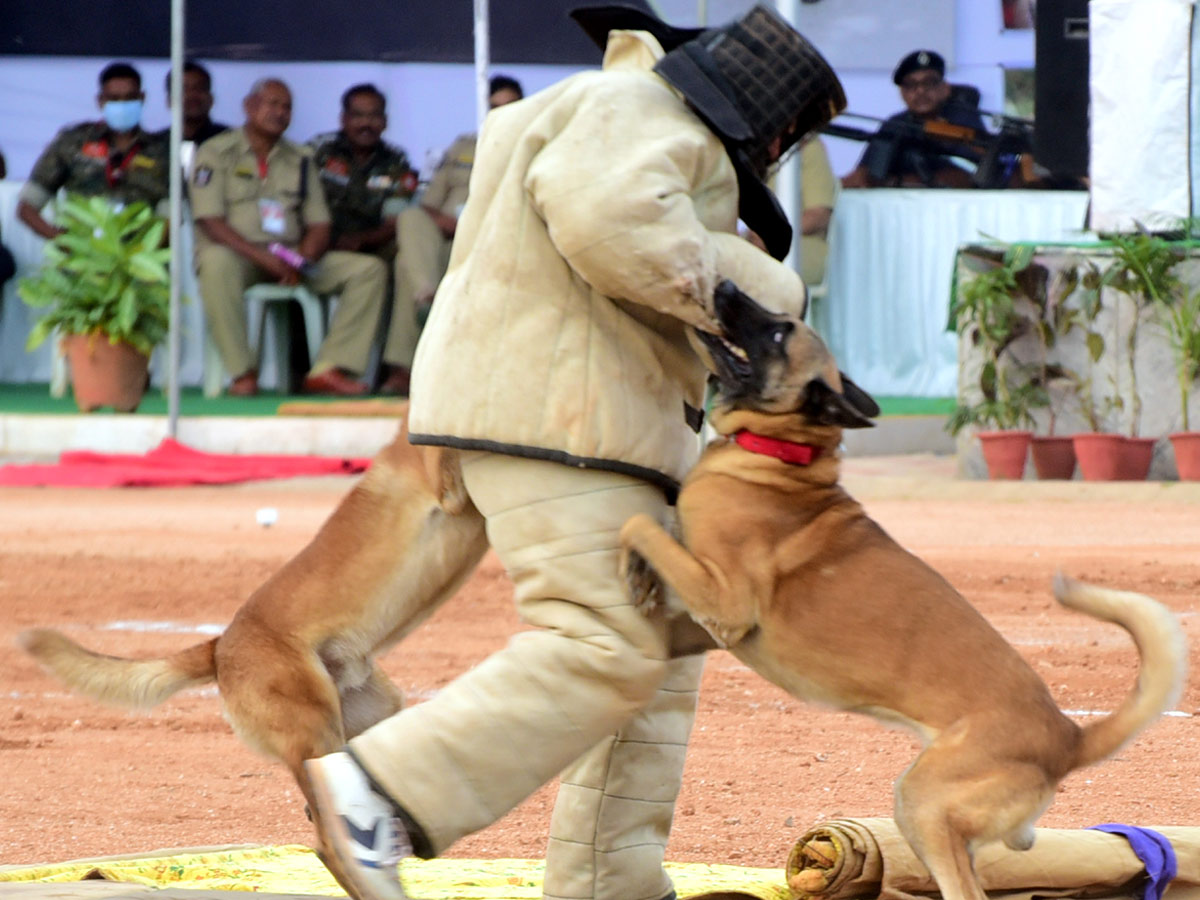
[377,366,411,397]
[228,370,259,397]
[302,368,370,396]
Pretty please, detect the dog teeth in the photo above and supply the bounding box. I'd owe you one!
[721,336,749,361]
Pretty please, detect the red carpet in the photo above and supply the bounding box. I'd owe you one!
[0,438,371,487]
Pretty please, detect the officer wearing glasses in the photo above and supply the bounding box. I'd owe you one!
[841,49,989,188]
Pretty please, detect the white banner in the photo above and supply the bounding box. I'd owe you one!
[1090,0,1194,232]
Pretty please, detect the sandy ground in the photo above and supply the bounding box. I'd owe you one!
[2,456,1199,873]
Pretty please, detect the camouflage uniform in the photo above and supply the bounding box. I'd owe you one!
[18,122,170,212]
[311,131,422,369]
[190,126,386,382]
[310,131,418,244]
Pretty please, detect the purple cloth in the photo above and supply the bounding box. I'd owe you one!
[1090,824,1177,900]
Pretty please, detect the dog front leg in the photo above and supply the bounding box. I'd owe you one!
[619,514,754,648]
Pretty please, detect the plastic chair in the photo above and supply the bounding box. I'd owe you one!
[244,283,330,394]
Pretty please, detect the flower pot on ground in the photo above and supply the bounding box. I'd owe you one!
[1031,434,1076,480]
[1072,433,1124,481]
[1170,432,1200,480]
[1117,436,1155,481]
[62,334,149,412]
[978,430,1032,479]
[18,195,171,413]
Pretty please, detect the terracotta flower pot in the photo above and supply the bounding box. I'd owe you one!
[1170,432,1200,481]
[1072,433,1124,481]
[1117,436,1156,481]
[62,334,149,413]
[1030,435,1076,480]
[977,429,1031,480]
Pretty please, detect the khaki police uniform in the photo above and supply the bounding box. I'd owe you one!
[799,137,836,287]
[19,122,169,212]
[190,127,386,381]
[311,132,422,369]
[393,133,474,341]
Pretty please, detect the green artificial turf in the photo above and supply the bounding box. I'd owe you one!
[0,383,954,419]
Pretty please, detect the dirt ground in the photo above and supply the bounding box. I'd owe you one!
[2,457,1200,873]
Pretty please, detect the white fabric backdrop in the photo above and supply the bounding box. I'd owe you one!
[811,189,1093,398]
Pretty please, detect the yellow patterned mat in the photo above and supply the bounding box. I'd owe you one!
[0,844,789,899]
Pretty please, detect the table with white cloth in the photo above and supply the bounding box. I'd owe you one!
[810,189,1093,398]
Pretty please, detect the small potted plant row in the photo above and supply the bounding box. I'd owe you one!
[949,223,1200,481]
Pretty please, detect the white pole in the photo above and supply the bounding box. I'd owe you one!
[474,0,490,133]
[773,0,804,273]
[167,0,185,435]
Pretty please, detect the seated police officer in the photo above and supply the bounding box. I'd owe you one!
[841,50,989,188]
[190,78,386,397]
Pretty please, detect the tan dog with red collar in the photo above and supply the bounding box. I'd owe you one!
[620,280,1187,900]
[19,407,488,811]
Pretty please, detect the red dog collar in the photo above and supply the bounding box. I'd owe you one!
[733,430,823,466]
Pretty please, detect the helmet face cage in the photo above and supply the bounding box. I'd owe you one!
[704,5,846,175]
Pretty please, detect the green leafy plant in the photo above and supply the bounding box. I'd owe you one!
[1047,259,1120,433]
[1152,278,1200,432]
[1100,227,1185,436]
[947,244,1049,435]
[19,194,171,356]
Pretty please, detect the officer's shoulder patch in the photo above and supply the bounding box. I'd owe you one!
[193,165,213,187]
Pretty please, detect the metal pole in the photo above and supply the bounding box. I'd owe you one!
[773,0,804,272]
[167,0,185,436]
[474,0,490,133]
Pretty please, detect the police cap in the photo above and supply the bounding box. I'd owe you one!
[893,49,945,85]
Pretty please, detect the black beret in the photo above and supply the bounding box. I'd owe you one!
[893,49,945,85]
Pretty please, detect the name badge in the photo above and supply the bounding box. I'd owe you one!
[258,198,287,235]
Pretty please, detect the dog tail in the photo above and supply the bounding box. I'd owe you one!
[17,628,217,709]
[1054,573,1187,769]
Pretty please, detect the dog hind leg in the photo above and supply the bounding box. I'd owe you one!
[895,744,1054,900]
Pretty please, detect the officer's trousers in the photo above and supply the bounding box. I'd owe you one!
[384,206,452,369]
[350,451,704,900]
[195,244,386,380]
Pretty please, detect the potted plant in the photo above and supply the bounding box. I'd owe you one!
[1021,257,1079,479]
[19,194,171,413]
[948,245,1049,479]
[1155,281,1200,478]
[1040,258,1119,479]
[1098,227,1185,479]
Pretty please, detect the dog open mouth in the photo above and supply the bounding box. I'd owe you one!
[695,327,753,390]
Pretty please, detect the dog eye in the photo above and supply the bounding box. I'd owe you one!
[773,329,785,343]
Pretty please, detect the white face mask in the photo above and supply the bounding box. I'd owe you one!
[102,99,143,132]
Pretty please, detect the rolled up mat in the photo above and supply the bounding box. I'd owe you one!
[786,818,1200,900]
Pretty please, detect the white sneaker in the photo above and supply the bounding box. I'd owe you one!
[305,751,411,900]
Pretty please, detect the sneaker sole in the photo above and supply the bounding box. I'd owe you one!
[306,764,407,900]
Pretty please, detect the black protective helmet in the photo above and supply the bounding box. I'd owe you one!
[654,5,846,177]
[570,3,845,260]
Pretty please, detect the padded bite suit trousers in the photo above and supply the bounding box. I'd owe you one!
[350,451,704,900]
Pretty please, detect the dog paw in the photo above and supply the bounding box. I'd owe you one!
[620,546,663,614]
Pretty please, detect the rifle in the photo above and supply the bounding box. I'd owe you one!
[822,109,1035,189]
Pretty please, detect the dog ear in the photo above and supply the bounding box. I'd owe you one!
[801,377,877,429]
[838,371,881,419]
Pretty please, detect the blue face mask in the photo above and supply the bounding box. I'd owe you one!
[102,99,143,132]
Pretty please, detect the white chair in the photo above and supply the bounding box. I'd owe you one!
[244,283,330,394]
